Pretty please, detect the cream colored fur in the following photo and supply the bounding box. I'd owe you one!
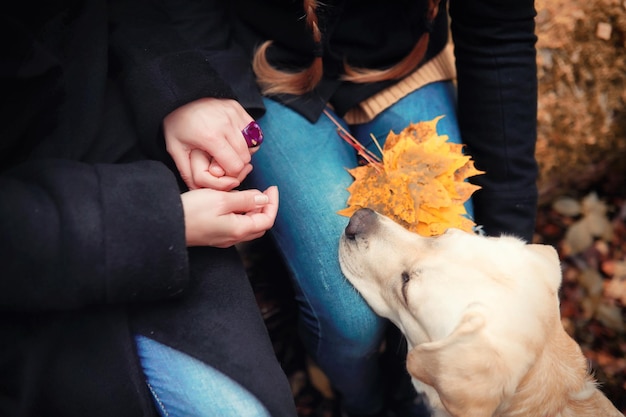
[338,208,624,417]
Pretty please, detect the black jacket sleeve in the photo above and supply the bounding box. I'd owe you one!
[0,159,189,311]
[450,0,539,242]
[108,0,265,162]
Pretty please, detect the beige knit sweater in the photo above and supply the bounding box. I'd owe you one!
[342,43,456,125]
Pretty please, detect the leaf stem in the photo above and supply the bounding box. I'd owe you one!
[323,109,384,171]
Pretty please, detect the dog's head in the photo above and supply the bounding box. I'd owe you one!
[338,208,564,416]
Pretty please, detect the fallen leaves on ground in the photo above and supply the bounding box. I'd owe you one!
[535,0,626,202]
[536,192,626,412]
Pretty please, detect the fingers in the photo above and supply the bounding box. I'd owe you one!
[208,158,225,177]
[201,106,253,178]
[163,97,261,189]
[249,146,261,156]
[222,186,279,244]
[196,122,253,181]
[258,185,279,222]
[203,138,247,178]
[227,186,278,218]
[189,149,253,191]
[181,186,279,248]
[166,141,196,190]
[190,149,241,191]
[208,156,253,184]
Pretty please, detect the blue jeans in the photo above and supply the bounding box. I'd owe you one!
[135,335,271,417]
[246,81,472,415]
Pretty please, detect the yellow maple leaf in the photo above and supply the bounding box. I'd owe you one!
[338,116,484,236]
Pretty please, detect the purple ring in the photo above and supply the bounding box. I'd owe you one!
[242,121,264,148]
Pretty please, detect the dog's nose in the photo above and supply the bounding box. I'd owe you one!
[345,208,377,240]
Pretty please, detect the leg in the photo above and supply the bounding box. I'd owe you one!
[247,99,388,415]
[130,246,297,417]
[135,335,271,417]
[348,81,469,417]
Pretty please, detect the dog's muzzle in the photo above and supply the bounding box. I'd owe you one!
[345,208,378,240]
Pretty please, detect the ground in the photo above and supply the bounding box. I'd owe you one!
[534,0,626,203]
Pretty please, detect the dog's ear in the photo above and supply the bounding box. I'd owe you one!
[406,310,509,417]
[526,243,562,292]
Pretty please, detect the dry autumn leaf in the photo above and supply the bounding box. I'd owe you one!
[336,116,484,236]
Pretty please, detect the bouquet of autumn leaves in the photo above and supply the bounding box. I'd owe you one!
[330,113,484,237]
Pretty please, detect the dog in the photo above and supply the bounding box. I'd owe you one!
[338,208,624,417]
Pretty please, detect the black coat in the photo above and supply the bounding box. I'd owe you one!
[111,0,539,242]
[0,2,296,416]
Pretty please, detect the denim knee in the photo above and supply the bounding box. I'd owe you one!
[135,335,272,417]
[303,295,388,359]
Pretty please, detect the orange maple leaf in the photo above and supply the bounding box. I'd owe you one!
[336,116,484,236]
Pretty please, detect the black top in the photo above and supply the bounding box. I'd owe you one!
[230,0,450,120]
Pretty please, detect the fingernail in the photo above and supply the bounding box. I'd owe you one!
[209,166,225,176]
[254,194,269,204]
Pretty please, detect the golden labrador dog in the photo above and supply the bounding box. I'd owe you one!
[338,208,623,417]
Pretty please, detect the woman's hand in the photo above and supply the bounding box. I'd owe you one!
[164,98,258,191]
[181,186,279,248]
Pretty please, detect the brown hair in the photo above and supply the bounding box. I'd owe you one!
[252,0,441,96]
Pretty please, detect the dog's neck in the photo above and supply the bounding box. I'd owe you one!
[501,326,623,417]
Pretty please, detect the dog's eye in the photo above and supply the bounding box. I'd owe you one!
[401,271,411,304]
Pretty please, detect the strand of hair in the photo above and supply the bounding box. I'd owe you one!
[341,33,429,84]
[253,41,324,95]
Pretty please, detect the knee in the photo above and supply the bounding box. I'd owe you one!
[324,302,388,355]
